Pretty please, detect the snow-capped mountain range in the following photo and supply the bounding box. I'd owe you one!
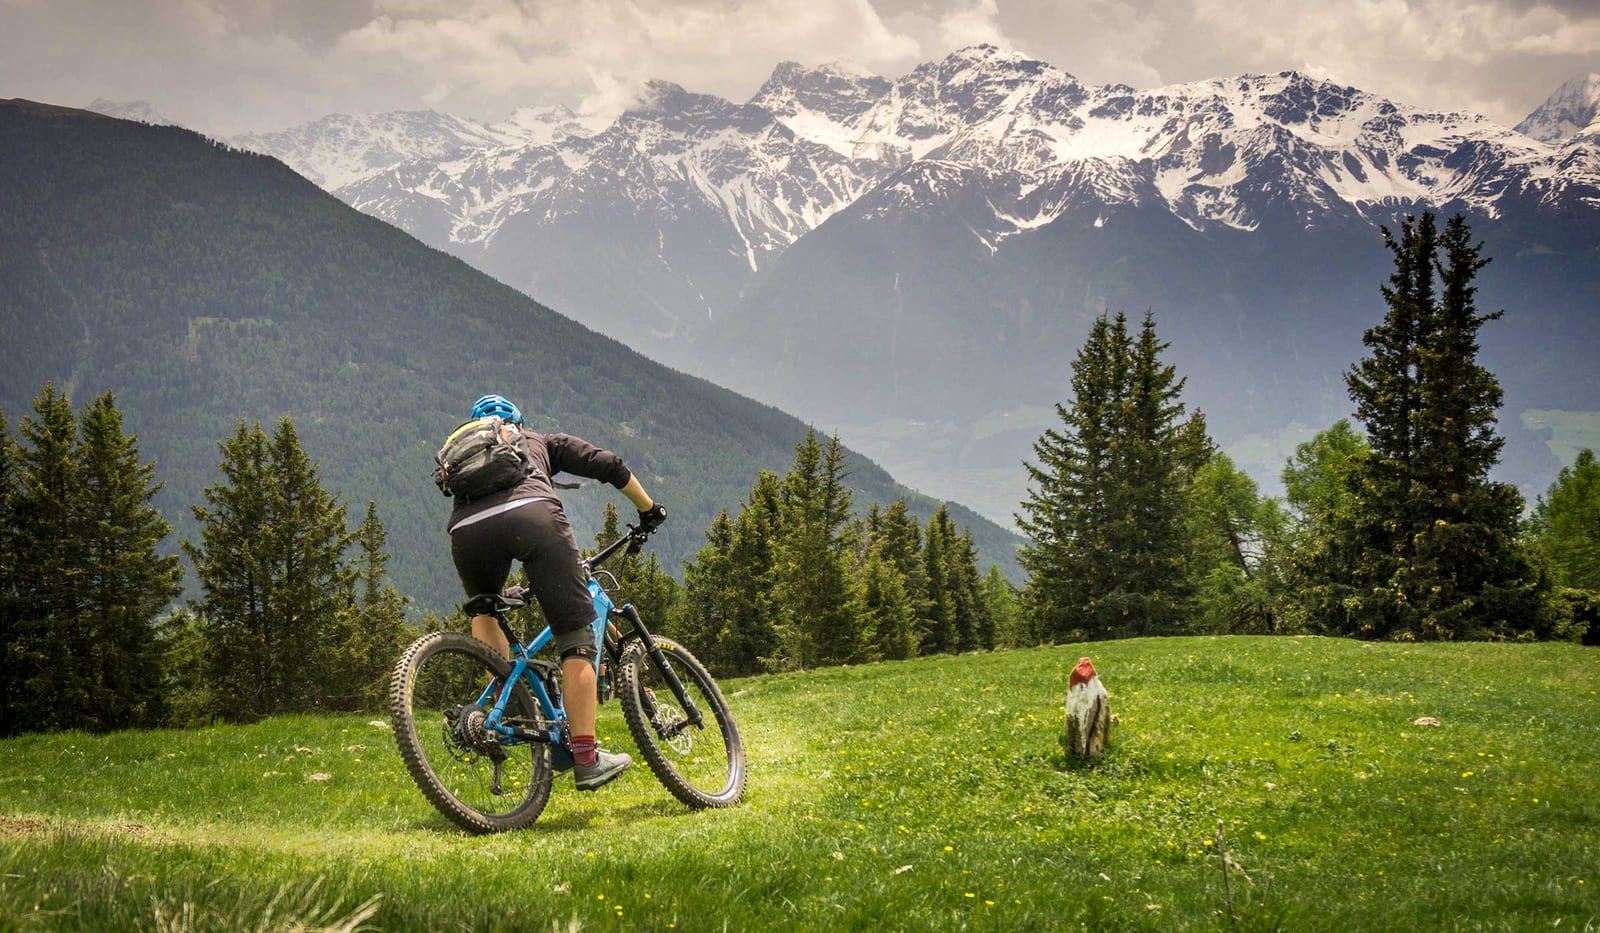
[236,49,1598,256]
[132,48,1600,522]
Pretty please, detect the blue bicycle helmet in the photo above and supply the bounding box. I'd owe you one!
[470,393,523,425]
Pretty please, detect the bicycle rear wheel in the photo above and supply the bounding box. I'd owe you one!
[388,632,553,833]
[617,637,745,809]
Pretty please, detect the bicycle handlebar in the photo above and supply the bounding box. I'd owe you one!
[584,524,655,573]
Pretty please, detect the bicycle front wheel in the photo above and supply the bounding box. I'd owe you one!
[617,637,745,809]
[388,632,553,833]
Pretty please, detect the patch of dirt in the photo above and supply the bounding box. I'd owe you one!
[0,816,154,839]
[0,815,48,836]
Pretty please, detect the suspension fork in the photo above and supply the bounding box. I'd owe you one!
[619,604,704,728]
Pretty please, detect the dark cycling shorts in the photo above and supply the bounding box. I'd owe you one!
[449,498,592,636]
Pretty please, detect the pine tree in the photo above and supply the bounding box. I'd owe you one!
[1019,312,1205,640]
[679,508,736,670]
[75,392,184,729]
[861,502,927,659]
[185,419,354,720]
[269,420,356,708]
[1332,213,1546,639]
[340,501,410,710]
[775,429,863,668]
[730,471,784,673]
[679,473,786,676]
[857,545,916,662]
[925,506,991,653]
[981,566,1024,648]
[11,385,88,731]
[1018,314,1119,638]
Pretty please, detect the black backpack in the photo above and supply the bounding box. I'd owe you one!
[433,416,535,502]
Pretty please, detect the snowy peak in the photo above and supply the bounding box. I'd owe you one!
[1517,74,1600,143]
[490,104,606,147]
[233,109,531,189]
[85,99,181,127]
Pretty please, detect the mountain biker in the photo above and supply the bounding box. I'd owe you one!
[446,393,667,791]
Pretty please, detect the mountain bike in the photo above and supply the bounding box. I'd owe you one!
[387,524,745,833]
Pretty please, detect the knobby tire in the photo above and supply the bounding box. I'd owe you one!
[388,632,554,834]
[617,637,745,809]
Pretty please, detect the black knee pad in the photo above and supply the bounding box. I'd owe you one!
[554,627,597,663]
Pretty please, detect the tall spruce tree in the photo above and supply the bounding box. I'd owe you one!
[11,386,88,730]
[678,473,784,676]
[186,419,354,720]
[775,429,863,668]
[75,392,183,729]
[334,500,410,710]
[2,389,181,733]
[1332,212,1545,639]
[1019,312,1206,640]
[857,544,917,662]
[862,502,927,659]
[920,510,956,654]
[679,508,737,670]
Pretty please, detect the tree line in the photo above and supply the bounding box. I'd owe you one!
[573,428,1019,679]
[3,211,1596,736]
[1018,213,1596,644]
[1,401,411,736]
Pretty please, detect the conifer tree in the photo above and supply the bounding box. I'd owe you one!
[857,545,916,662]
[11,385,88,730]
[728,471,785,674]
[679,472,786,676]
[186,419,354,719]
[925,506,991,652]
[337,501,410,709]
[1019,312,1205,640]
[982,566,1024,648]
[866,501,929,620]
[920,507,955,653]
[1332,213,1545,639]
[679,508,736,668]
[861,502,927,659]
[75,392,183,728]
[775,429,862,667]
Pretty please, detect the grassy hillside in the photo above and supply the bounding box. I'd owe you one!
[0,100,1021,610]
[2,636,1595,930]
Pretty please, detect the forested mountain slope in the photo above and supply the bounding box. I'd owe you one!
[0,100,1021,609]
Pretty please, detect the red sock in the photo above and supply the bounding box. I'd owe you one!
[572,735,597,767]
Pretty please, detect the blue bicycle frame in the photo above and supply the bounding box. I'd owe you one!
[472,575,615,772]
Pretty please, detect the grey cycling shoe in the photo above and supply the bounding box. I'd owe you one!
[573,748,633,791]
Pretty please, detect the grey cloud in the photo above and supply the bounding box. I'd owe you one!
[0,0,1594,135]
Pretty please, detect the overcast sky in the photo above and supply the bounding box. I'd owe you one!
[3,0,1597,137]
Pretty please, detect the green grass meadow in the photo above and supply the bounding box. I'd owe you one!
[2,636,1597,931]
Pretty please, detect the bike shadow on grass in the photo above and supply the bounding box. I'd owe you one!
[404,797,694,836]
